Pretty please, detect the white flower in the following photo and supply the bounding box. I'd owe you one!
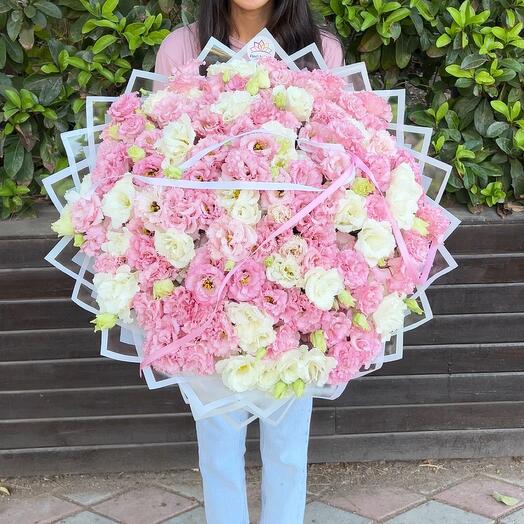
[267,203,292,224]
[284,86,314,122]
[154,228,195,269]
[93,265,139,323]
[211,91,254,122]
[334,189,367,233]
[372,292,408,341]
[299,347,337,386]
[217,189,261,225]
[142,90,170,117]
[101,174,136,228]
[256,360,280,391]
[261,120,297,160]
[101,228,131,257]
[304,267,344,311]
[51,203,75,236]
[208,59,259,78]
[226,303,275,355]
[386,162,423,229]
[64,174,93,204]
[275,348,304,384]
[266,253,304,288]
[279,236,308,261]
[216,355,259,393]
[155,113,195,165]
[354,218,396,267]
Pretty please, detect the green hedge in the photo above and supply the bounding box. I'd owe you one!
[0,0,523,218]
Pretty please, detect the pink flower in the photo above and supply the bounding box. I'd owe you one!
[185,263,225,304]
[207,217,258,262]
[80,223,106,257]
[108,92,140,122]
[322,311,352,346]
[349,327,381,361]
[337,249,370,289]
[353,281,384,315]
[254,282,289,320]
[268,325,300,357]
[327,341,361,384]
[404,230,430,262]
[228,259,265,302]
[132,154,163,178]
[71,195,103,233]
[119,114,146,140]
[93,253,125,274]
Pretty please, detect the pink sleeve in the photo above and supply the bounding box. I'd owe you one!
[321,32,344,69]
[154,24,199,76]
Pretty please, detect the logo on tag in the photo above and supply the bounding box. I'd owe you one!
[247,38,275,61]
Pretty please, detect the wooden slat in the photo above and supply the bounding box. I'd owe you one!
[2,373,523,420]
[0,238,65,269]
[335,402,524,434]
[404,313,524,345]
[2,428,524,475]
[0,408,335,449]
[439,254,524,285]
[446,223,524,254]
[375,343,524,375]
[0,328,99,361]
[426,283,524,314]
[0,268,73,299]
[0,299,92,331]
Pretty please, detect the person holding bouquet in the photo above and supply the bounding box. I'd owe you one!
[154,2,343,523]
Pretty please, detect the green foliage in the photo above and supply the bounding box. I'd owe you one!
[314,0,524,210]
[1,0,523,217]
[0,0,197,218]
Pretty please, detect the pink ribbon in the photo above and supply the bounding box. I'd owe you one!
[139,151,437,373]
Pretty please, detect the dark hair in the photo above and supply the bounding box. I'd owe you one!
[197,0,323,69]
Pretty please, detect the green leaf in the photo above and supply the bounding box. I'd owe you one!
[33,0,62,18]
[384,7,410,26]
[436,34,451,48]
[0,37,6,69]
[4,89,21,107]
[486,121,509,138]
[7,10,23,41]
[490,100,509,119]
[5,140,25,178]
[39,76,63,105]
[511,101,521,121]
[358,30,383,53]
[492,492,519,507]
[92,34,118,54]
[101,0,118,18]
[473,99,494,135]
[496,137,513,155]
[18,26,34,50]
[17,150,34,185]
[2,34,24,63]
[445,64,473,78]
[461,53,487,70]
[510,159,524,199]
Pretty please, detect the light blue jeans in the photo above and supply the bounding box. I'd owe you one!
[195,395,314,524]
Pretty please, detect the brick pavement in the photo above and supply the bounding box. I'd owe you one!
[1,458,524,523]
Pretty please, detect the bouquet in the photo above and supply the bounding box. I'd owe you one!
[44,30,460,426]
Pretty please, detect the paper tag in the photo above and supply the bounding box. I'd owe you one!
[247,37,275,61]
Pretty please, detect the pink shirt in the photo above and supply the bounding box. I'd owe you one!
[155,22,344,75]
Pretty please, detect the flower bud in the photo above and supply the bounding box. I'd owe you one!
[246,77,260,96]
[337,289,356,308]
[164,166,183,179]
[153,278,175,299]
[73,233,85,247]
[353,312,370,331]
[224,260,235,272]
[310,330,327,352]
[107,124,120,140]
[127,145,146,163]
[91,313,117,332]
[51,207,75,237]
[255,347,267,360]
[352,176,375,196]
[264,256,274,268]
[292,379,305,398]
[405,297,424,315]
[272,380,289,399]
[412,217,429,236]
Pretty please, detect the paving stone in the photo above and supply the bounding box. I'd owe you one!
[161,506,207,523]
[384,501,494,524]
[324,486,425,521]
[304,501,371,523]
[61,489,118,506]
[501,508,524,524]
[158,481,203,503]
[93,486,198,524]
[435,477,524,518]
[55,511,119,524]
[0,494,80,524]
